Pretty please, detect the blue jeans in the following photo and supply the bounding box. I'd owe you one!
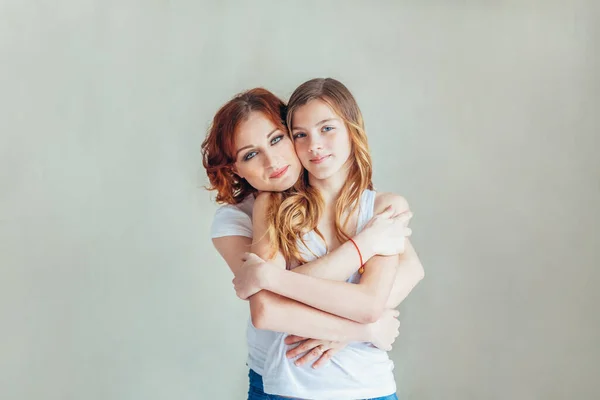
[247,369,398,400]
[247,369,292,400]
[366,394,398,400]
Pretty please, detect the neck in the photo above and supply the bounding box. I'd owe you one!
[308,160,351,205]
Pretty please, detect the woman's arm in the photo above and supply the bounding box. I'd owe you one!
[252,252,397,324]
[212,235,397,345]
[385,239,425,309]
[369,193,424,309]
[246,193,407,324]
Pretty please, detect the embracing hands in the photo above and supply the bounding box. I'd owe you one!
[284,335,348,369]
[284,309,401,369]
[358,206,413,257]
[232,252,271,300]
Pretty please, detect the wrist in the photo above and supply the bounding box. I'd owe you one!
[363,319,377,342]
[260,262,278,291]
[352,231,376,262]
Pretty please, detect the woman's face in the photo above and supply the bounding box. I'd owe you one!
[290,99,352,181]
[233,112,301,192]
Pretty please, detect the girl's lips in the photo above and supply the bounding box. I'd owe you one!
[270,165,290,179]
[310,155,331,164]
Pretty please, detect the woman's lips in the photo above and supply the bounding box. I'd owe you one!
[270,165,290,179]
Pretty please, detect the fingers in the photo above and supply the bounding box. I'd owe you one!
[241,252,263,263]
[248,253,262,261]
[375,204,394,218]
[392,210,413,222]
[295,344,325,367]
[285,335,306,345]
[312,349,334,369]
[383,309,400,318]
[231,278,249,300]
[286,339,321,359]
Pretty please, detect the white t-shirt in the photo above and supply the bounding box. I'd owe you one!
[210,195,278,376]
[262,189,397,400]
[212,192,397,399]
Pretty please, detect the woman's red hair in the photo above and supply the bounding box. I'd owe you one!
[201,88,288,204]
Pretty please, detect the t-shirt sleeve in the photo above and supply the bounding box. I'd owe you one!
[210,205,253,239]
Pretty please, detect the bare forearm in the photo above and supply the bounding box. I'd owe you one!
[385,240,425,308]
[262,259,397,323]
[385,265,424,308]
[249,291,372,342]
[291,232,375,280]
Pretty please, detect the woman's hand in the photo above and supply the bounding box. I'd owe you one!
[284,308,401,369]
[285,335,348,369]
[232,252,271,300]
[357,206,413,257]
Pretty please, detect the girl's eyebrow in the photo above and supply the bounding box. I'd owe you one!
[292,118,337,131]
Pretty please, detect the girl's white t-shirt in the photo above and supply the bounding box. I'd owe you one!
[262,190,396,400]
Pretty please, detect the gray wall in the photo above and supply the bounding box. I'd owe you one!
[1,1,598,399]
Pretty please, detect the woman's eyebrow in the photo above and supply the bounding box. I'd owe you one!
[235,144,253,157]
[235,128,279,156]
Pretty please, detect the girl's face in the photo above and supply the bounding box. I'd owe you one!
[290,99,352,181]
[233,112,301,192]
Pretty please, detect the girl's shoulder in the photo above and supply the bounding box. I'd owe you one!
[374,192,410,214]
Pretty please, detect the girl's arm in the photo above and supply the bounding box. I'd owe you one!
[247,193,407,324]
[212,235,395,344]
[248,193,410,281]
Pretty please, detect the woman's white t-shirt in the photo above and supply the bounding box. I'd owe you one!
[210,195,278,376]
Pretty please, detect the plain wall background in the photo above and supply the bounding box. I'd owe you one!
[1,1,598,399]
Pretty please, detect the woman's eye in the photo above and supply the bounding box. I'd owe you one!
[322,126,334,132]
[293,132,306,140]
[271,135,284,145]
[244,151,258,161]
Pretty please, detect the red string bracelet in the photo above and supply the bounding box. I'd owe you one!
[348,237,365,274]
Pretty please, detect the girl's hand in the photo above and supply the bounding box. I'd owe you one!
[232,252,269,300]
[358,206,413,256]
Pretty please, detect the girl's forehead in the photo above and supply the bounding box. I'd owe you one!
[292,100,340,125]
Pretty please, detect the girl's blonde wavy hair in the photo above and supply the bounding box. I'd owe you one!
[266,78,373,264]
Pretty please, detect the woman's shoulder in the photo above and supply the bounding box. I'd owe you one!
[211,198,254,239]
[374,192,410,214]
[211,196,255,235]
[214,195,254,218]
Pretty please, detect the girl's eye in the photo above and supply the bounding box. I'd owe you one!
[293,132,306,140]
[322,126,334,133]
[271,135,284,145]
[243,151,258,161]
